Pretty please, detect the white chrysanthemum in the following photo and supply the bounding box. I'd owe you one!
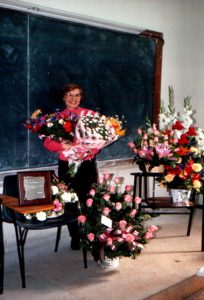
[36,211,47,221]
[58,119,64,124]
[25,214,32,220]
[47,122,54,128]
[51,185,59,195]
[61,192,72,202]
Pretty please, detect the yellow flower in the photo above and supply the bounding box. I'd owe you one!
[176,157,182,163]
[190,147,199,154]
[193,180,202,191]
[164,174,175,182]
[109,117,126,136]
[31,109,42,119]
[192,163,202,172]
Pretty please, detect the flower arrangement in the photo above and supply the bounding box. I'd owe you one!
[24,109,78,142]
[24,176,79,221]
[63,114,126,176]
[78,174,158,266]
[25,110,126,177]
[128,86,204,192]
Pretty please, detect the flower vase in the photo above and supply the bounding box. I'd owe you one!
[170,189,191,203]
[138,163,164,173]
[97,256,120,269]
[97,246,119,269]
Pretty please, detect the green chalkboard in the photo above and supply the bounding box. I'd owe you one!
[0,7,163,171]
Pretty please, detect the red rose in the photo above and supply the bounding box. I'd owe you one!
[63,122,72,132]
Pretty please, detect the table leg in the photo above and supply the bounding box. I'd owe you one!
[0,200,4,294]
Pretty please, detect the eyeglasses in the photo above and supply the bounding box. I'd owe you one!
[64,93,81,99]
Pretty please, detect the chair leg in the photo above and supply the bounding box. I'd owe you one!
[54,226,62,252]
[13,223,28,288]
[187,207,195,236]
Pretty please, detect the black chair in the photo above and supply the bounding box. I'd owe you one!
[131,172,196,236]
[1,172,85,289]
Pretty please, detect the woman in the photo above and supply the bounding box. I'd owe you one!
[44,83,98,250]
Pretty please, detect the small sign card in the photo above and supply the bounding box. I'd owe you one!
[101,215,112,228]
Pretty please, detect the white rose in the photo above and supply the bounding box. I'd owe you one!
[51,185,59,195]
[58,119,64,124]
[25,214,32,220]
[61,192,72,202]
[36,211,47,221]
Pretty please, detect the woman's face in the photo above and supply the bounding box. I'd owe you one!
[63,88,81,109]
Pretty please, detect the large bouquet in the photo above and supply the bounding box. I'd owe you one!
[63,113,126,176]
[128,86,204,192]
[25,110,126,177]
[24,109,78,142]
[78,174,158,267]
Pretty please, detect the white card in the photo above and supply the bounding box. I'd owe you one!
[101,215,112,228]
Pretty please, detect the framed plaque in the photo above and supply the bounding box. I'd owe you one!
[17,171,53,206]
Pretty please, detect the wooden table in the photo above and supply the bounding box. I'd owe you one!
[0,194,55,294]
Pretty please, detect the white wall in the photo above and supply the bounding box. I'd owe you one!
[3,0,204,126]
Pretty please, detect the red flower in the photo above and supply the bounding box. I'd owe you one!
[172,121,184,130]
[174,147,188,156]
[63,122,72,132]
[178,134,189,145]
[186,126,197,136]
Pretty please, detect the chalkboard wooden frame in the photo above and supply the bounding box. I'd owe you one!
[0,6,164,172]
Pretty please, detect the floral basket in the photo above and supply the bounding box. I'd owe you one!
[78,174,158,265]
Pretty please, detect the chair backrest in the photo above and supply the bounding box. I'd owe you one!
[2,175,19,222]
[3,174,19,197]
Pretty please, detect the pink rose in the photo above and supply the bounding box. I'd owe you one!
[109,185,115,193]
[125,233,135,243]
[103,193,110,201]
[53,199,63,212]
[148,225,159,232]
[119,220,127,229]
[114,177,122,184]
[129,209,137,217]
[103,173,111,180]
[77,215,86,224]
[134,196,142,204]
[103,207,111,216]
[86,198,93,207]
[137,128,142,135]
[87,233,95,242]
[115,202,122,211]
[89,189,95,197]
[125,185,133,192]
[124,194,132,203]
[99,176,104,184]
[145,231,153,240]
[128,141,135,149]
[106,237,113,246]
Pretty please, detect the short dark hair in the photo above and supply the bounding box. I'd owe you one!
[62,83,84,101]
